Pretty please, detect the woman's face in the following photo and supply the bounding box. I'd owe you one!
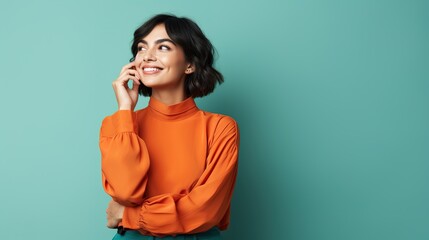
[135,24,193,92]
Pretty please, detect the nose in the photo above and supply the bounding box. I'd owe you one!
[142,48,156,62]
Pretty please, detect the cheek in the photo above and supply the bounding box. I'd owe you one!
[169,56,188,72]
[134,52,143,61]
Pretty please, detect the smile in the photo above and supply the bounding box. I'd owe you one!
[143,67,163,74]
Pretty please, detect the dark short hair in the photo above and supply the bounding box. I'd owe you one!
[130,14,224,98]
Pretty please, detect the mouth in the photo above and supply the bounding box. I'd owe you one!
[142,66,163,74]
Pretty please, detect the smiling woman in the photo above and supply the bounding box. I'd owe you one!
[130,14,223,100]
[99,14,239,240]
[134,24,192,99]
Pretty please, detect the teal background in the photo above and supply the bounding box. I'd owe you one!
[1,0,428,239]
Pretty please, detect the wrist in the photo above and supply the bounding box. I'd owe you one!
[118,106,133,111]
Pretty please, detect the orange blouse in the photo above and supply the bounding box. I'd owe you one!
[99,97,239,236]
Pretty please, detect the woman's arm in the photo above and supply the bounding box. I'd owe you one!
[100,61,148,208]
[121,116,239,235]
[100,110,150,207]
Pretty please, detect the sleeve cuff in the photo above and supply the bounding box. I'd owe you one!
[112,110,137,133]
[122,206,141,230]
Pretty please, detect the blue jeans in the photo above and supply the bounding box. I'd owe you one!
[112,227,221,240]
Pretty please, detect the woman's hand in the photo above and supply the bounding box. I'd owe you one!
[112,62,141,111]
[106,200,125,228]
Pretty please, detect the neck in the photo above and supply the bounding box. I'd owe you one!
[151,89,187,106]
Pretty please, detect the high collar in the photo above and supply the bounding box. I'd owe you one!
[148,97,199,120]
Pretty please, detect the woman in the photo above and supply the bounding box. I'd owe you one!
[99,14,240,239]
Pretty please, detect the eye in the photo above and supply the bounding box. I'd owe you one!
[159,45,170,51]
[138,46,147,51]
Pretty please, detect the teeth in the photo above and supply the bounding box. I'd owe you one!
[144,67,161,72]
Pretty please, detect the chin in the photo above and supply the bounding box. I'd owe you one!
[140,79,159,88]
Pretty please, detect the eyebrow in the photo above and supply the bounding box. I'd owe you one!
[138,38,177,46]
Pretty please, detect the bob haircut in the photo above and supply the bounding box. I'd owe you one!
[129,14,224,98]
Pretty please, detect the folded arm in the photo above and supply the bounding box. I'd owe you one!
[122,116,240,235]
[100,110,150,207]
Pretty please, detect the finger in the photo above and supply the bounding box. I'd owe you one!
[127,76,141,88]
[113,75,139,89]
[120,62,137,74]
[120,74,141,86]
[130,79,141,91]
[131,77,141,86]
[127,69,141,81]
[106,220,116,229]
[117,69,139,81]
[134,69,142,80]
[114,70,140,86]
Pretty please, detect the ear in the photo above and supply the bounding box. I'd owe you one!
[185,64,195,74]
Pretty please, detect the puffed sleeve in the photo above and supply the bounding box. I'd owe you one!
[99,110,150,207]
[121,116,239,235]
